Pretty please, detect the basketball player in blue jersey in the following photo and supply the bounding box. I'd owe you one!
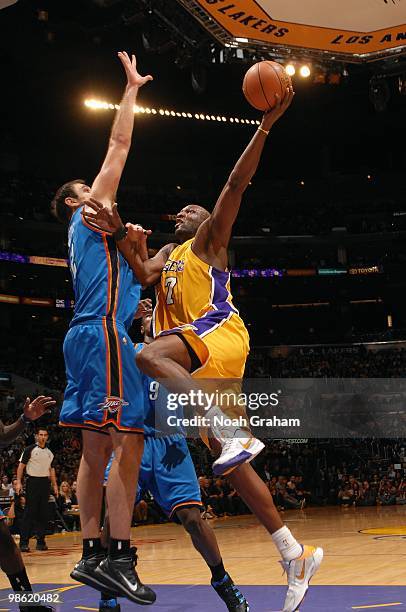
[51,52,155,607]
[102,311,249,612]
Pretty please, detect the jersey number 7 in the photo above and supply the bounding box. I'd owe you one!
[165,277,177,305]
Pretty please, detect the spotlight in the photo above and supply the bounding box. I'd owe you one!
[300,65,311,78]
[285,64,295,77]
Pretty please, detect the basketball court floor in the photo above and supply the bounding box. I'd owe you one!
[0,506,405,611]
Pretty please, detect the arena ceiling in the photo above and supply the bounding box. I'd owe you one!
[177,0,406,62]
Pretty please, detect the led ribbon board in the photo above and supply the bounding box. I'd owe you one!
[180,0,406,62]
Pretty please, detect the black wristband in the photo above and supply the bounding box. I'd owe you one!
[113,225,128,242]
[20,414,32,425]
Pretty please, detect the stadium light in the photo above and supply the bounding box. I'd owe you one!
[300,65,311,78]
[285,64,296,77]
[84,99,261,127]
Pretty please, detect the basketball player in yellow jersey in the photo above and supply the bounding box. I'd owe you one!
[83,87,323,612]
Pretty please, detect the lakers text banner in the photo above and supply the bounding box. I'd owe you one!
[149,378,406,439]
[195,0,406,56]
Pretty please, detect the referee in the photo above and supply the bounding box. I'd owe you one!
[16,427,58,552]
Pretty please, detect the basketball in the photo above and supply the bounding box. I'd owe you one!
[242,61,292,111]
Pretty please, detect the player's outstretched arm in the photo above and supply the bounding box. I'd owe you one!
[90,52,152,208]
[0,395,55,447]
[194,87,294,258]
[125,224,176,286]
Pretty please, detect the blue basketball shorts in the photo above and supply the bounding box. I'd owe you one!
[137,435,202,518]
[59,319,144,434]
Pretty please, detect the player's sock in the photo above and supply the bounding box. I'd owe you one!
[271,526,303,562]
[209,559,226,582]
[83,538,102,559]
[7,568,32,592]
[108,538,130,559]
[99,592,119,610]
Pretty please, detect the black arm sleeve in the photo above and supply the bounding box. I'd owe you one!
[20,445,34,465]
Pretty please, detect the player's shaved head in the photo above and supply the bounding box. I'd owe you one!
[190,204,210,222]
[175,204,210,242]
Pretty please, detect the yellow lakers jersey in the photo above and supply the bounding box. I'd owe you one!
[152,239,246,340]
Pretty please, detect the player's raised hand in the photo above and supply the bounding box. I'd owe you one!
[261,86,295,130]
[23,396,56,421]
[82,198,124,233]
[118,52,153,88]
[134,298,153,320]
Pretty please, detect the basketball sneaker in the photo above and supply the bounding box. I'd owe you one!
[209,415,265,476]
[280,545,323,612]
[70,551,118,594]
[94,546,156,605]
[211,574,250,611]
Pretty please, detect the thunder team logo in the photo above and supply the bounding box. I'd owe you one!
[98,396,129,414]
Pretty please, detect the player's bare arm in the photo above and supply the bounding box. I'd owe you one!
[89,52,152,209]
[193,87,294,270]
[82,198,176,284]
[0,396,55,447]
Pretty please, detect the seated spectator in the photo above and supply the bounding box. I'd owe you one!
[133,492,167,525]
[1,475,12,494]
[356,481,376,507]
[7,494,26,535]
[396,479,406,505]
[198,477,217,519]
[225,485,248,516]
[377,481,397,506]
[338,484,355,507]
[295,475,310,506]
[276,476,302,510]
[57,481,80,531]
[133,499,148,524]
[208,478,226,517]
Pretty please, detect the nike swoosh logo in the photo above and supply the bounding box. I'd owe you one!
[297,562,306,581]
[121,574,142,593]
[241,439,253,450]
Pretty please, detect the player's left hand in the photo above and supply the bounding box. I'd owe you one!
[261,85,295,130]
[134,298,153,320]
[82,198,124,233]
[23,396,56,421]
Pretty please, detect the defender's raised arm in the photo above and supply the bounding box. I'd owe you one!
[90,52,152,207]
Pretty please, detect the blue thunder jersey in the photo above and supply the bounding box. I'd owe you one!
[68,207,141,330]
[134,343,184,437]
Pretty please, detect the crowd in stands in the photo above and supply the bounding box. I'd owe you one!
[1,391,404,530]
[1,169,406,237]
[246,346,406,378]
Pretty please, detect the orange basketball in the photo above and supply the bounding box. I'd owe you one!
[243,61,292,111]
